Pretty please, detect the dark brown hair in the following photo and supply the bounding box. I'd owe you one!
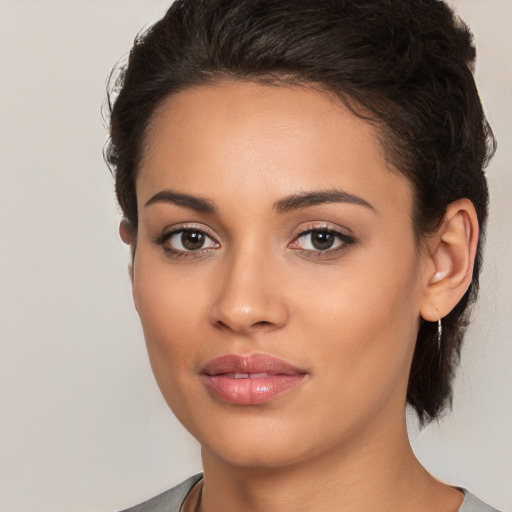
[105,0,495,423]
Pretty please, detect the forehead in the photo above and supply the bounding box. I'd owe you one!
[137,81,412,216]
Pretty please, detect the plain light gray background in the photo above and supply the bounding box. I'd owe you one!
[0,1,510,511]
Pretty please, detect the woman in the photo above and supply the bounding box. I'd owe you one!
[105,0,499,510]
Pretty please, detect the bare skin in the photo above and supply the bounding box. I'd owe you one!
[122,81,478,512]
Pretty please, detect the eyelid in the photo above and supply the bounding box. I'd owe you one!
[288,222,357,254]
[152,221,355,257]
[290,221,353,240]
[153,222,220,247]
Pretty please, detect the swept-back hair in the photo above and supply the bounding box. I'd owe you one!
[105,0,495,423]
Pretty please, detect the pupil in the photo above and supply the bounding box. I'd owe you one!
[181,231,205,250]
[312,231,334,250]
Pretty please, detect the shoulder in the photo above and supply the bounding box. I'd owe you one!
[119,474,203,512]
[118,478,503,512]
[458,488,503,512]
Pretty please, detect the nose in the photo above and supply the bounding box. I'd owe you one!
[209,247,289,335]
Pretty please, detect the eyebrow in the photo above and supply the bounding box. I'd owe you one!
[273,190,375,214]
[144,190,217,214]
[144,188,374,215]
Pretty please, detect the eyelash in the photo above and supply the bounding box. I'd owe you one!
[153,224,219,259]
[153,224,356,259]
[290,226,356,258]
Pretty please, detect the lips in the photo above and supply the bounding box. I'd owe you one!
[200,354,307,405]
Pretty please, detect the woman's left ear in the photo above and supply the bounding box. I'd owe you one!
[119,219,133,245]
[420,199,479,322]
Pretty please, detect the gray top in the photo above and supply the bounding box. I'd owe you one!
[119,474,502,512]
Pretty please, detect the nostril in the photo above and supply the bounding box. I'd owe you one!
[215,320,230,330]
[209,291,289,333]
[214,318,275,333]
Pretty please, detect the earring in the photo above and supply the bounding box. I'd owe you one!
[436,312,442,353]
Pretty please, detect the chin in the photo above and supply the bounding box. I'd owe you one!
[203,432,310,469]
[188,407,343,471]
[169,400,304,468]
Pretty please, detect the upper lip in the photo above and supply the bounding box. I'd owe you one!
[201,353,307,376]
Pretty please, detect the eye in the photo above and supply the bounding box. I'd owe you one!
[297,230,340,251]
[160,229,219,253]
[290,227,355,254]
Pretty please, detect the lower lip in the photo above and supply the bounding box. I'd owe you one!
[202,374,307,405]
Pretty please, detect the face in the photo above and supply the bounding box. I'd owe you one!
[132,81,429,469]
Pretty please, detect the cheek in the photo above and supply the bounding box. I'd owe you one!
[131,253,205,381]
[299,244,421,403]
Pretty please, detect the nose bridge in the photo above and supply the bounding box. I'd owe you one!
[210,238,287,333]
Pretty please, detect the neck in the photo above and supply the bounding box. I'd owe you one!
[198,412,463,512]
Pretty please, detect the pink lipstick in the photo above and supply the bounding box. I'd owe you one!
[201,353,307,405]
